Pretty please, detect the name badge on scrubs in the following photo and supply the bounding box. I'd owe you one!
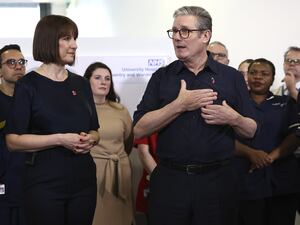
[0,184,5,195]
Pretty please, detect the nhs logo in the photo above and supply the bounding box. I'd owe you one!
[148,59,165,67]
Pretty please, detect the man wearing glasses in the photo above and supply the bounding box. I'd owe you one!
[273,46,300,99]
[273,46,300,223]
[0,44,27,225]
[207,41,230,65]
[133,6,257,225]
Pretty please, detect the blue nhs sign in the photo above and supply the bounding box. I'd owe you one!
[148,58,165,67]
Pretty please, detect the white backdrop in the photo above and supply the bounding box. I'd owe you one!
[1,0,300,114]
[65,0,300,89]
[0,37,175,116]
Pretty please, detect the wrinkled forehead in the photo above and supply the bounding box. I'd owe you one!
[207,44,227,54]
[285,50,300,59]
[173,15,198,28]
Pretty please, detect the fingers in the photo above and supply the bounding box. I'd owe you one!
[201,104,225,124]
[248,152,273,173]
[186,90,217,110]
[180,79,186,91]
[74,134,95,154]
[62,133,94,154]
[177,79,218,111]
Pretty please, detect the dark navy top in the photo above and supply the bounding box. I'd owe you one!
[235,93,298,200]
[5,70,99,191]
[133,53,256,163]
[6,70,99,135]
[296,93,300,137]
[0,91,25,207]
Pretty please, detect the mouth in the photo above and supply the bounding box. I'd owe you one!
[252,82,263,87]
[175,45,186,49]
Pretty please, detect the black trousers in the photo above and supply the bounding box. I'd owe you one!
[0,206,27,225]
[267,193,298,225]
[148,163,238,225]
[238,194,298,225]
[238,199,268,225]
[24,151,97,225]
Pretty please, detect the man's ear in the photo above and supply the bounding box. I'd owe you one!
[202,30,212,44]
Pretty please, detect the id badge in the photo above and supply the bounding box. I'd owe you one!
[0,184,5,195]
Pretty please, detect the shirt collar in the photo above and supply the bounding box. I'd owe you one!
[172,51,218,76]
[265,91,275,100]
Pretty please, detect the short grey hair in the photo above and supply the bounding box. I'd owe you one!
[284,46,300,59]
[208,41,228,55]
[173,6,212,31]
[209,41,227,50]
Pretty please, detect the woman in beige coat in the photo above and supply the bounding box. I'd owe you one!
[84,62,134,225]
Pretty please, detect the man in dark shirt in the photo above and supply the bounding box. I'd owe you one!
[133,6,257,225]
[0,44,27,225]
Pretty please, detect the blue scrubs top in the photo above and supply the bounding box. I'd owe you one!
[235,92,298,200]
[0,91,25,207]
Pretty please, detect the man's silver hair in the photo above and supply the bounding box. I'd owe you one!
[173,6,212,31]
[284,46,300,59]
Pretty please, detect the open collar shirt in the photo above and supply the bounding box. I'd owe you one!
[133,53,256,163]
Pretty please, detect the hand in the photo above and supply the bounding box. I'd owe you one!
[201,100,238,125]
[74,132,97,154]
[283,72,298,100]
[248,150,272,173]
[59,132,95,154]
[284,72,296,91]
[248,149,272,168]
[176,80,217,111]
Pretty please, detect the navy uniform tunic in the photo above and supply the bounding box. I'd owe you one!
[0,91,25,207]
[235,92,298,200]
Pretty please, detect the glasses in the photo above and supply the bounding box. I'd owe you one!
[284,58,300,65]
[167,28,203,39]
[210,52,227,59]
[1,58,27,69]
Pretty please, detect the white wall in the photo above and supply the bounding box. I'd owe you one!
[1,0,300,110]
[65,0,300,89]
[1,2,299,215]
[0,37,174,116]
[1,0,299,90]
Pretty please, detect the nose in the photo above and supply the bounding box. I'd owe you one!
[253,73,263,79]
[71,38,77,49]
[99,77,108,84]
[15,62,24,70]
